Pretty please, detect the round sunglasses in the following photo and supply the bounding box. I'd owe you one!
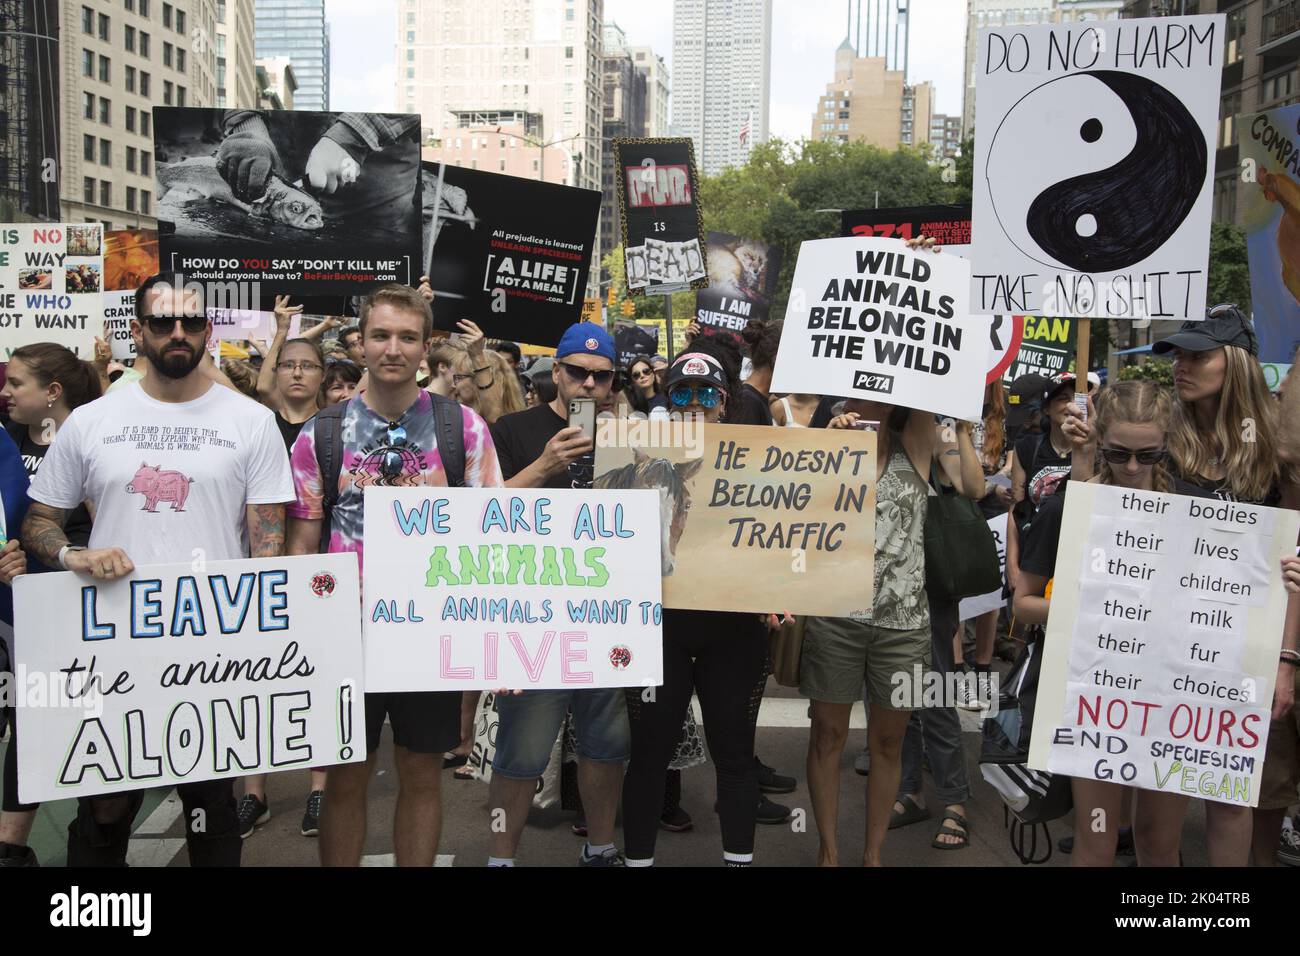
[669,384,723,408]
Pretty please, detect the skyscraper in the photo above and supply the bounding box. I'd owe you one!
[627,45,669,138]
[671,0,772,175]
[601,22,646,277]
[811,41,935,152]
[255,0,329,110]
[216,0,257,107]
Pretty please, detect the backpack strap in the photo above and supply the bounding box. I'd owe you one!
[431,393,466,488]
[313,402,348,552]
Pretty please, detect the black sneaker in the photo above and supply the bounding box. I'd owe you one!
[756,758,796,794]
[237,794,270,839]
[660,806,694,832]
[756,795,792,825]
[301,790,323,837]
[0,842,39,867]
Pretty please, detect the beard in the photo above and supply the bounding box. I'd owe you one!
[141,337,204,380]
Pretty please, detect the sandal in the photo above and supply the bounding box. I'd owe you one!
[452,765,476,781]
[442,752,470,770]
[931,809,970,850]
[888,794,930,830]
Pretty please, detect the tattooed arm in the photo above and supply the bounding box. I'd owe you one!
[247,503,287,559]
[22,502,134,579]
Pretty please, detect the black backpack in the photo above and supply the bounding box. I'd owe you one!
[312,394,466,552]
[979,625,1074,864]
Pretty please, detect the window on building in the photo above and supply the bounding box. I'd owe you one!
[99,97,110,123]
[1219,90,1242,148]
[82,6,93,32]
[406,67,414,78]
[83,134,95,161]
[126,146,137,172]
[140,32,149,56]
[141,189,151,213]
[175,9,184,33]
[125,24,135,50]
[163,2,172,27]
[164,41,172,66]
[176,48,184,71]
[99,55,110,82]
[141,152,150,175]
[406,31,414,42]
[1225,6,1246,64]
[126,65,135,91]
[164,80,173,104]
[141,72,150,96]
[139,0,148,15]
[83,92,95,118]
[100,138,110,165]
[177,86,185,107]
[127,186,137,212]
[1264,69,1294,103]
[1213,173,1236,222]
[82,49,93,76]
[100,181,112,207]
[565,46,573,58]
[98,12,110,39]
[84,177,95,203]
[141,112,150,136]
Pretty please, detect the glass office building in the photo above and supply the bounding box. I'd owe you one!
[254,0,328,110]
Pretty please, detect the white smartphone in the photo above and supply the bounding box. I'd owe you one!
[568,398,597,441]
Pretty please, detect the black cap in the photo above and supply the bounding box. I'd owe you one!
[1152,304,1258,357]
[1006,373,1049,434]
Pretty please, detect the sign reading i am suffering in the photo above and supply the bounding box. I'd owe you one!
[1028,483,1299,807]
[362,488,664,691]
[771,237,988,421]
[12,554,365,803]
[970,15,1225,321]
[595,422,876,617]
[0,223,104,359]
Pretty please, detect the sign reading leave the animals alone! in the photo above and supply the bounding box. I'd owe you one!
[362,488,663,691]
[614,138,708,295]
[420,161,602,348]
[155,107,423,295]
[970,15,1224,321]
[771,237,988,421]
[595,421,876,617]
[13,554,365,803]
[1029,483,1299,807]
[0,223,104,359]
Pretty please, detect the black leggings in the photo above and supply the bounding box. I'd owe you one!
[623,609,768,861]
[66,779,242,867]
[2,714,39,814]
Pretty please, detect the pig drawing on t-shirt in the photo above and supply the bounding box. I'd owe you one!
[126,463,193,512]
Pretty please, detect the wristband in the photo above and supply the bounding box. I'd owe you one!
[1282,656,1298,668]
[57,545,85,570]
[1281,649,1300,665]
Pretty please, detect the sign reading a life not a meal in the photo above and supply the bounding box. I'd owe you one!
[970,14,1225,321]
[0,223,104,359]
[614,138,709,295]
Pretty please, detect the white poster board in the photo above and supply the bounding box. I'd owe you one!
[208,308,302,341]
[1028,483,1299,807]
[104,290,138,361]
[13,554,365,803]
[771,237,988,420]
[0,223,105,358]
[970,15,1224,321]
[362,487,664,691]
[959,514,1008,620]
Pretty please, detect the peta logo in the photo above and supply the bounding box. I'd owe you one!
[50,886,152,936]
[852,370,895,393]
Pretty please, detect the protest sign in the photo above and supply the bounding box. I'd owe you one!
[155,107,422,296]
[694,232,782,342]
[970,15,1224,321]
[420,161,601,347]
[1002,315,1076,382]
[771,237,988,420]
[0,223,103,358]
[102,292,138,361]
[362,487,663,691]
[595,421,876,616]
[958,515,1008,620]
[12,554,365,803]
[1028,483,1299,807]
[614,322,660,370]
[843,205,1022,384]
[581,298,602,324]
[207,308,302,342]
[1240,104,1300,363]
[103,228,161,360]
[614,138,708,295]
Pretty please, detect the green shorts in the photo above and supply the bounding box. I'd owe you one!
[799,616,931,710]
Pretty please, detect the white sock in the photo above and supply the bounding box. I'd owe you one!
[583,842,615,858]
[625,856,654,867]
[724,851,754,867]
[487,856,515,867]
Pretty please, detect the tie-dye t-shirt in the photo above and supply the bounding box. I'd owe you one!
[287,391,503,572]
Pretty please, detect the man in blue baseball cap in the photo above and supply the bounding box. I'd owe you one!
[483,321,630,866]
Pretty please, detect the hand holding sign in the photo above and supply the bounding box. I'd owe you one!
[65,546,135,581]
[0,539,26,586]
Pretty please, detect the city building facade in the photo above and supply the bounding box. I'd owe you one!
[255,0,329,110]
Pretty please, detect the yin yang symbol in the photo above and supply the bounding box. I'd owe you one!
[984,71,1207,273]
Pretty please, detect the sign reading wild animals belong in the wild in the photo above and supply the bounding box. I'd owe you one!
[595,422,876,617]
[970,15,1224,321]
[12,554,365,803]
[772,237,988,421]
[0,223,104,359]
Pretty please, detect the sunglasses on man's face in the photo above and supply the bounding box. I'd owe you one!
[1099,446,1165,466]
[143,315,208,336]
[558,362,615,387]
[669,384,723,408]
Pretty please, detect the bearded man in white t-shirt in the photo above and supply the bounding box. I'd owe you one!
[21,272,295,866]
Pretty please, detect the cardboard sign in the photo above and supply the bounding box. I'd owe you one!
[361,487,664,691]
[595,421,876,616]
[958,515,1008,620]
[1028,483,1299,806]
[694,232,782,341]
[970,15,1225,321]
[0,223,104,358]
[1240,105,1300,364]
[12,554,365,802]
[155,107,423,295]
[771,237,988,420]
[614,139,708,295]
[1002,315,1077,382]
[842,206,1022,385]
[420,161,601,348]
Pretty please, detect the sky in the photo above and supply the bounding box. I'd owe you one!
[328,0,969,134]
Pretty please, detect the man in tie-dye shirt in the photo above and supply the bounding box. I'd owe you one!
[286,283,502,867]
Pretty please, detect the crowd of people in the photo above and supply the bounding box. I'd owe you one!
[2,253,1300,869]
